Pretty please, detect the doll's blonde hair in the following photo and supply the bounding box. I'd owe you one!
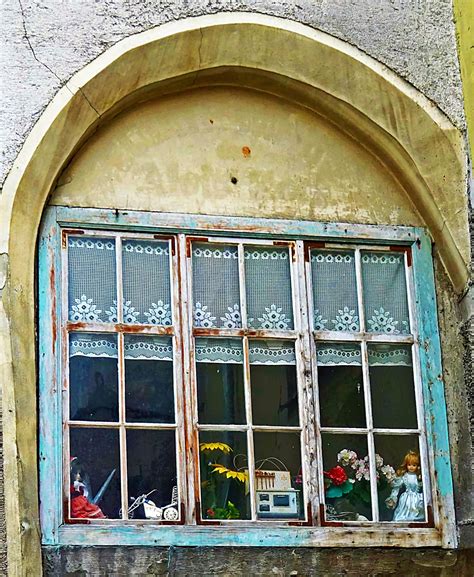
[396,450,421,478]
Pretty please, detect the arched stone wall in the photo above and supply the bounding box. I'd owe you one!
[0,14,469,575]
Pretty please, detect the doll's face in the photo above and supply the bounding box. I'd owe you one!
[407,462,418,473]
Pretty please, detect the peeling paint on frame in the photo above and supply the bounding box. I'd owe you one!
[38,207,456,549]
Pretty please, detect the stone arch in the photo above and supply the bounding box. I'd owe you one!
[0,13,469,574]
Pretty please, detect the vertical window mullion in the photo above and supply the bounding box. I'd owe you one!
[115,237,128,519]
[180,234,197,524]
[243,336,257,520]
[295,241,317,521]
[238,243,248,328]
[404,249,433,522]
[356,248,379,521]
[304,243,325,515]
[170,236,187,523]
[361,341,379,522]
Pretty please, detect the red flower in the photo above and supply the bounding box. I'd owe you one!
[324,465,347,486]
[206,508,215,518]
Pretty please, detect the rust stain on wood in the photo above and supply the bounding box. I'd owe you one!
[242,146,251,158]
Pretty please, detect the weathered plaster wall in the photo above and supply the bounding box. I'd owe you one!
[0,0,466,189]
[51,86,422,226]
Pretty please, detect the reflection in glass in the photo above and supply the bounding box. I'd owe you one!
[361,251,410,335]
[369,345,417,429]
[250,340,298,426]
[70,428,121,519]
[69,333,118,422]
[196,338,245,425]
[68,236,116,323]
[317,343,365,428]
[127,429,178,520]
[321,434,372,521]
[311,250,359,332]
[192,244,240,329]
[122,239,172,325]
[245,246,294,330]
[375,434,425,522]
[253,432,303,519]
[199,431,249,520]
[125,335,174,423]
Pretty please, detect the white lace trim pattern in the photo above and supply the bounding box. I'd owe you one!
[311,253,353,263]
[193,246,238,259]
[69,238,114,250]
[367,308,410,334]
[69,295,173,325]
[316,344,412,366]
[123,242,169,255]
[361,254,403,265]
[70,336,173,360]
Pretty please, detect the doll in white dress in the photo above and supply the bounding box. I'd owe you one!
[385,450,424,522]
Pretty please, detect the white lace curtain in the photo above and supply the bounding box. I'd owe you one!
[192,244,294,330]
[69,333,173,361]
[311,250,410,335]
[68,237,172,325]
[195,338,296,365]
[316,343,412,367]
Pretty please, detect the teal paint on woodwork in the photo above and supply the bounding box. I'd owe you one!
[38,207,456,548]
[39,206,63,545]
[55,206,417,243]
[411,229,456,547]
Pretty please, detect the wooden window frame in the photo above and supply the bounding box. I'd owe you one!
[39,206,456,548]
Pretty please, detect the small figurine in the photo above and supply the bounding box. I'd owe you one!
[385,450,424,522]
[70,457,115,520]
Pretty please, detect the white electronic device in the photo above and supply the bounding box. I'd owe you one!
[256,489,299,519]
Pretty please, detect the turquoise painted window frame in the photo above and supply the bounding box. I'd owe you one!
[39,206,456,548]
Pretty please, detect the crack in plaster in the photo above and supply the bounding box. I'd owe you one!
[17,0,101,120]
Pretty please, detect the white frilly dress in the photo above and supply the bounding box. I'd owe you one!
[386,472,424,522]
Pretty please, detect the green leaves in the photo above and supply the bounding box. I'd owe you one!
[326,480,353,498]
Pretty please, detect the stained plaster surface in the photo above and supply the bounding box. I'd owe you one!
[0,0,466,189]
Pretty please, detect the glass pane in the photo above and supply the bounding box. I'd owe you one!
[254,432,304,520]
[369,344,417,429]
[199,431,249,520]
[69,428,121,519]
[69,333,118,422]
[125,335,174,423]
[362,251,410,334]
[375,435,425,522]
[196,338,245,425]
[317,343,365,428]
[311,250,359,332]
[250,340,298,426]
[127,429,179,521]
[321,433,372,521]
[68,236,116,323]
[192,243,241,329]
[245,246,294,330]
[122,239,172,325]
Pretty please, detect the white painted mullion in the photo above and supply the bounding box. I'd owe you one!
[356,249,378,521]
[180,234,196,524]
[243,336,257,521]
[361,341,379,522]
[295,241,315,522]
[304,244,326,517]
[170,236,186,523]
[114,236,129,519]
[238,243,248,329]
[354,248,366,333]
[404,249,433,523]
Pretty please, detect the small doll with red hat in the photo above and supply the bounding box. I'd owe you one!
[70,457,106,519]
